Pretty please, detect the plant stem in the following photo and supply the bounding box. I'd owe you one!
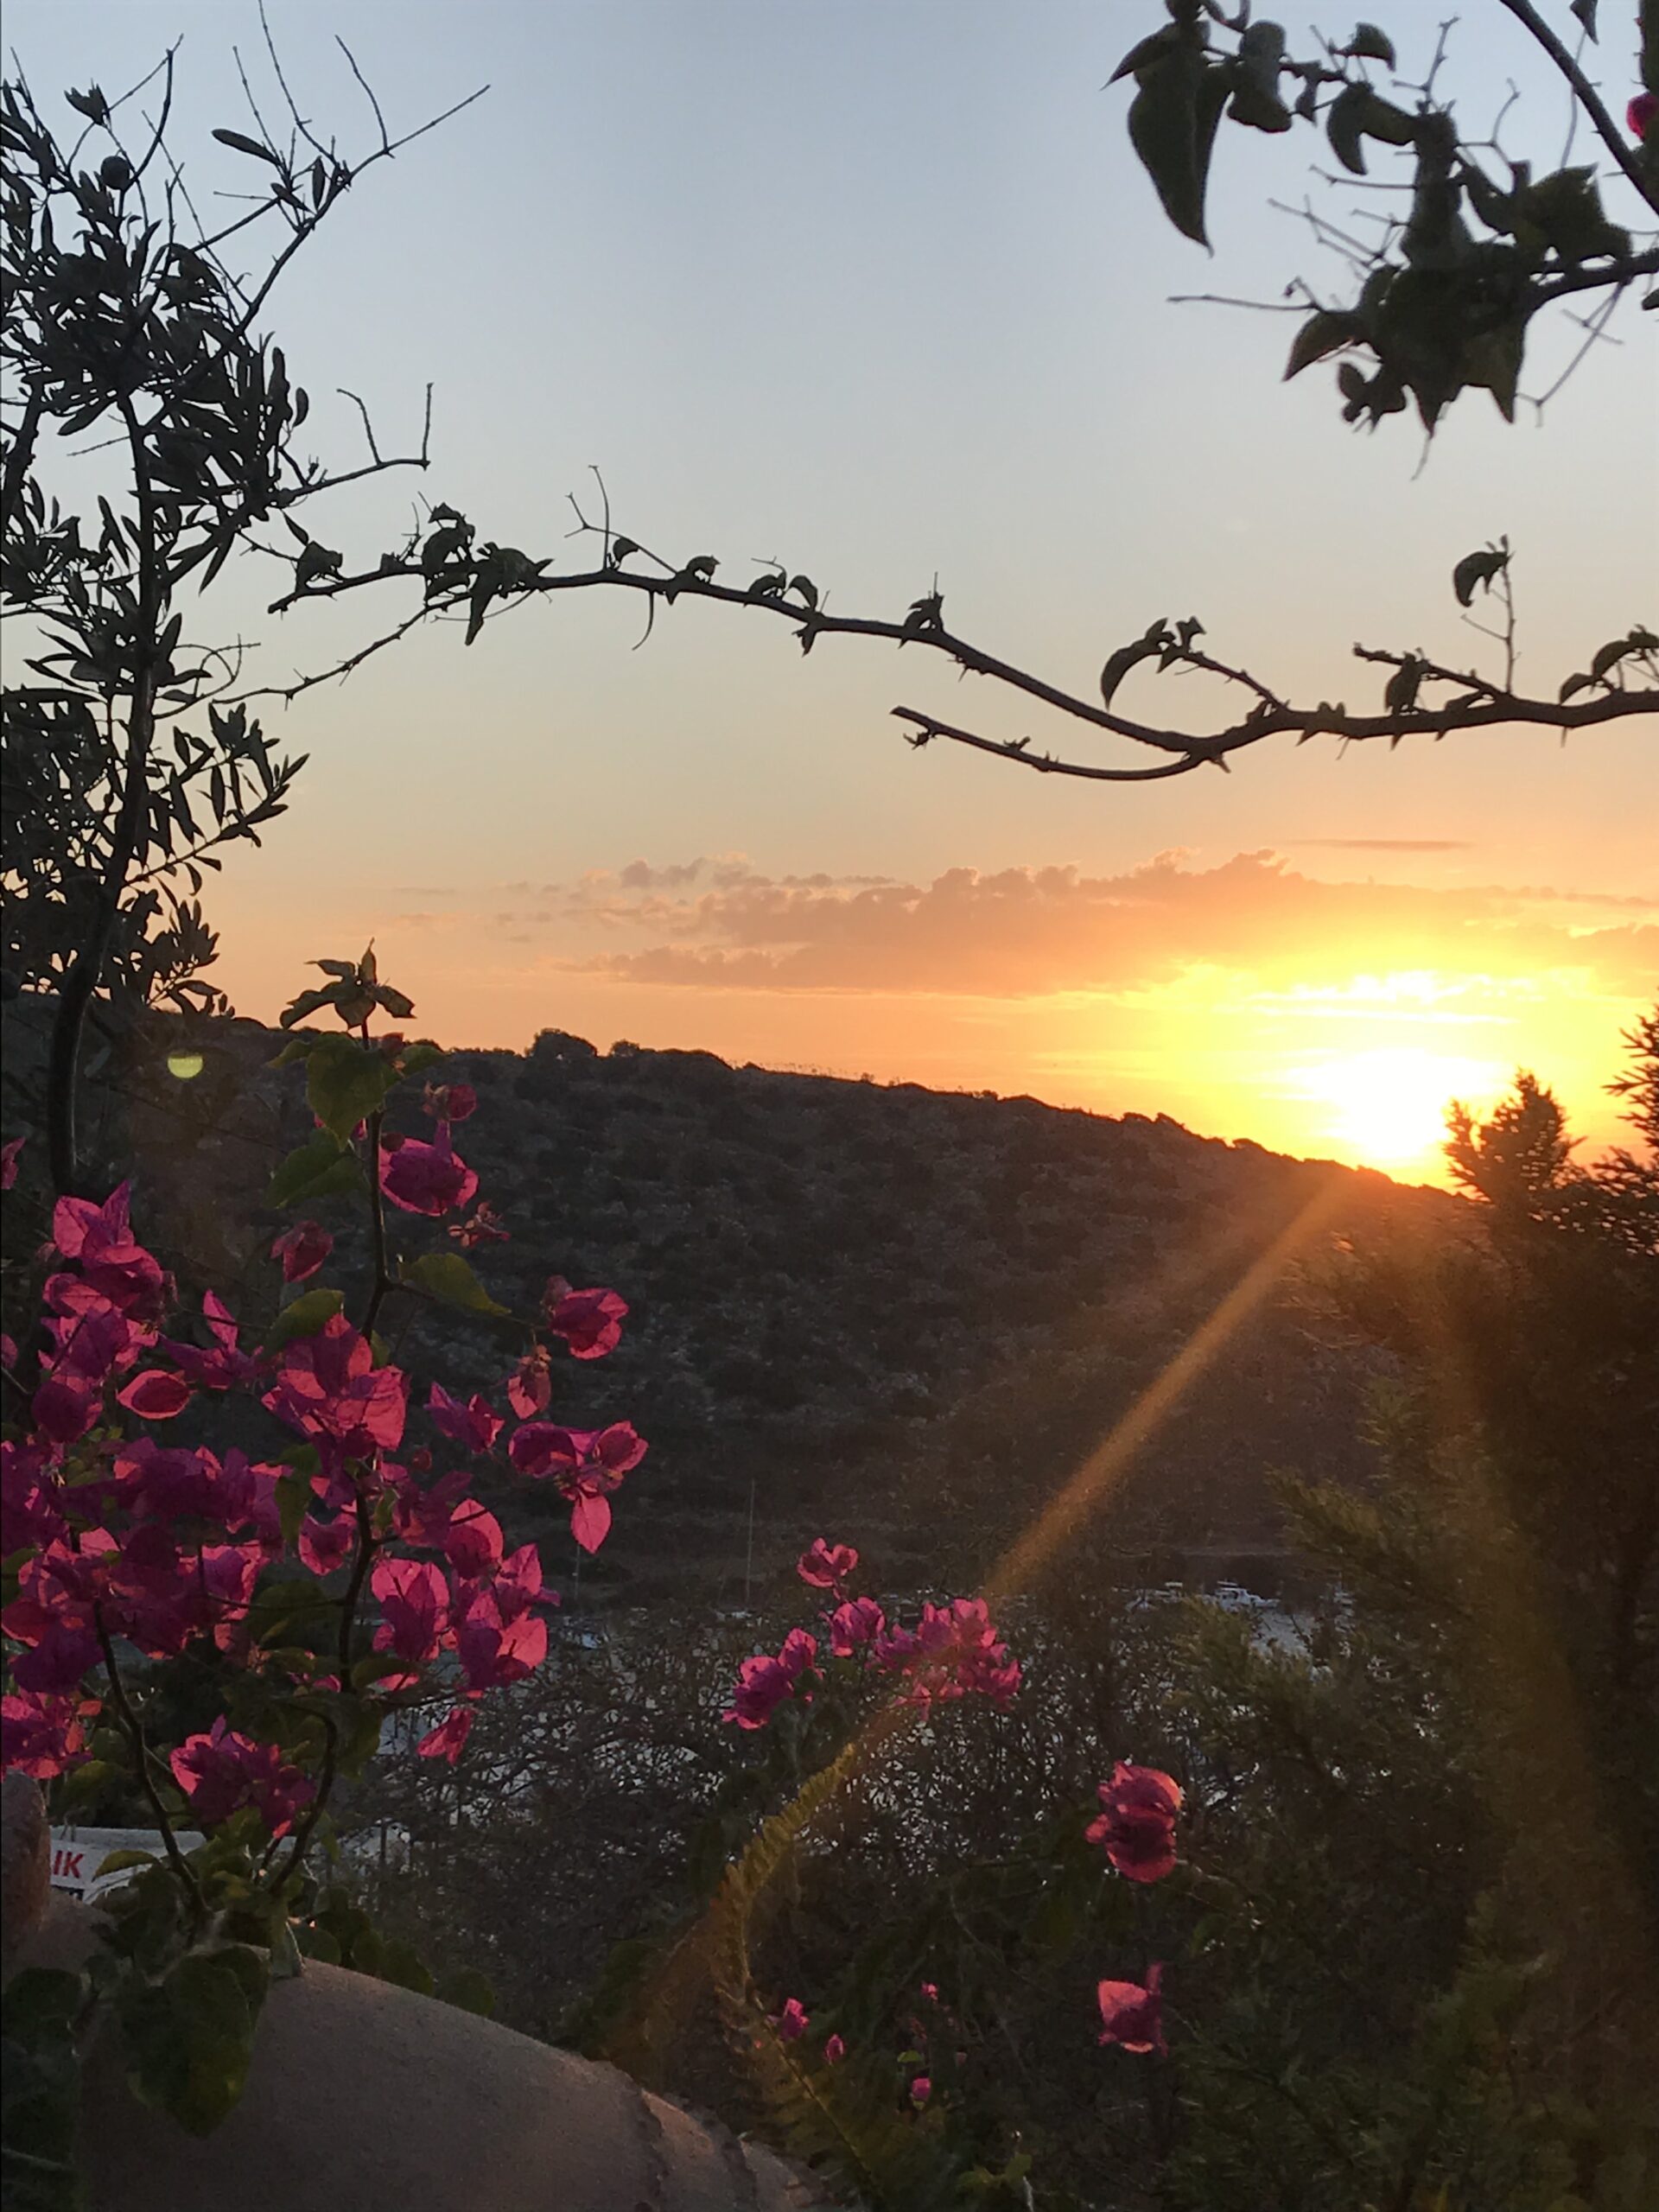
[92,1607,205,1923]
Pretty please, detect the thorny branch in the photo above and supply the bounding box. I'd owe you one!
[251,493,1656,786]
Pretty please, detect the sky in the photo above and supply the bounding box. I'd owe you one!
[12,0,1657,1180]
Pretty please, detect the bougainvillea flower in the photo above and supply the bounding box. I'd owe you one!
[0,1334,16,1373]
[1,1135,23,1190]
[264,1313,407,1459]
[8,1616,102,1694]
[50,1184,169,1317]
[454,1586,548,1690]
[796,1538,858,1590]
[116,1368,194,1421]
[427,1382,503,1455]
[161,1293,259,1393]
[909,2076,932,2107]
[198,1541,264,1652]
[50,1181,133,1261]
[507,1420,646,1553]
[370,1555,449,1665]
[1086,1763,1184,1885]
[826,1596,885,1656]
[1,1688,92,1779]
[722,1628,818,1729]
[448,1201,510,1249]
[298,1511,355,1577]
[490,1542,555,1624]
[43,1293,147,1383]
[874,1597,1021,1710]
[31,1372,100,1446]
[508,1420,647,1483]
[1096,1964,1166,2056]
[543,1279,628,1360]
[169,1717,315,1837]
[823,2035,845,2065]
[1630,92,1656,140]
[423,1081,478,1123]
[417,1705,475,1764]
[388,1462,472,1550]
[1,1441,67,1556]
[378,1128,479,1217]
[270,1220,333,1283]
[772,1999,810,2043]
[443,1501,505,1581]
[506,1345,552,1418]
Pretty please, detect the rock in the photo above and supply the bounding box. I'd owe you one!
[2,1779,839,2212]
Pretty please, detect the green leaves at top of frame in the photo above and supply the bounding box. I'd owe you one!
[1118,22,1233,247]
[1324,80,1416,175]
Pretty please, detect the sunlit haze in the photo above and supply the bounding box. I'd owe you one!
[13,0,1656,1185]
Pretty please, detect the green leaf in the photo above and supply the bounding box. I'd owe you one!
[263,1287,345,1354]
[1127,42,1230,245]
[278,986,340,1030]
[305,1033,394,1143]
[399,1251,510,1318]
[1100,629,1167,708]
[212,127,283,167]
[398,1040,446,1076]
[1284,309,1358,379]
[275,1471,309,1549]
[264,1135,362,1209]
[119,1948,265,2137]
[1108,27,1179,85]
[1452,547,1508,607]
[89,1849,157,1878]
[1513,165,1630,264]
[1229,22,1292,134]
[1558,670,1592,702]
[1349,22,1397,67]
[1325,82,1372,173]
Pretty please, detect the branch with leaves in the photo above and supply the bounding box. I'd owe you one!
[251,491,1656,786]
[1,28,480,1192]
[1110,1,1657,433]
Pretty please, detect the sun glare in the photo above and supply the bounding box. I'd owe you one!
[1290,1047,1503,1171]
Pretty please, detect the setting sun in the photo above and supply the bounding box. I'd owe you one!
[1287,1047,1505,1172]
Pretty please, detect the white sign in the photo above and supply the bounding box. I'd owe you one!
[48,1826,204,1903]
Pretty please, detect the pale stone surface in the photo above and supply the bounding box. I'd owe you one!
[3,1778,839,2212]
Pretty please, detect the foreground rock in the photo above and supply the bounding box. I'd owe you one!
[3,1777,835,2212]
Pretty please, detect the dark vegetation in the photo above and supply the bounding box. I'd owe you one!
[1,991,1434,1599]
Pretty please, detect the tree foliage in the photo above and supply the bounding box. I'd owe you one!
[0,41,477,1190]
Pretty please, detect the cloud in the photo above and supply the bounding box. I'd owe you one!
[550,851,1657,1002]
[1292,838,1474,852]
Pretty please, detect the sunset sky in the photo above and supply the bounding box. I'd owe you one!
[16,1,1657,1181]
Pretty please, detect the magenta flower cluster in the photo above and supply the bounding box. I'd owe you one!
[721,1538,1022,1731]
[1,1019,645,1826]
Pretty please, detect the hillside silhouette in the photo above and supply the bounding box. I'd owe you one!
[4,1000,1457,1603]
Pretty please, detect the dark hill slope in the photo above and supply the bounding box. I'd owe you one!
[3,1003,1458,1604]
